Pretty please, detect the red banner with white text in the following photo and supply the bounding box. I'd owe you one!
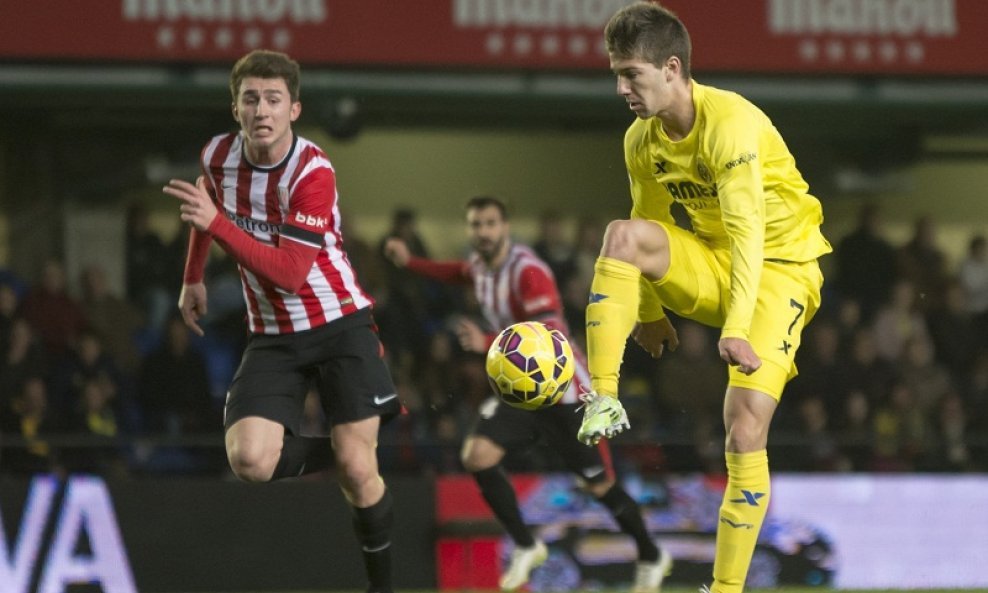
[0,0,983,75]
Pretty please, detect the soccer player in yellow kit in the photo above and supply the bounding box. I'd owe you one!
[576,3,832,593]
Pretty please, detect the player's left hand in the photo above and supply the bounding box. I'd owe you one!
[163,176,218,232]
[633,317,679,358]
[453,318,487,353]
[718,337,762,375]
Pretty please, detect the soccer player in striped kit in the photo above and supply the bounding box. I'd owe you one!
[384,196,671,592]
[577,4,832,593]
[163,50,400,593]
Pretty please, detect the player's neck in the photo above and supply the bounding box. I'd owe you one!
[483,240,512,269]
[659,80,695,141]
[244,133,294,166]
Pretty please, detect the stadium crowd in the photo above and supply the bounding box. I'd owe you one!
[1,203,986,477]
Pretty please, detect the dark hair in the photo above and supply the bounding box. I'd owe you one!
[605,1,691,79]
[230,49,301,102]
[465,195,508,220]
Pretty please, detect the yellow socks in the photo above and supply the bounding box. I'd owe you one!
[585,257,641,396]
[712,450,770,593]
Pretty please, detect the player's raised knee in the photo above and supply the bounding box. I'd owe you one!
[227,441,280,482]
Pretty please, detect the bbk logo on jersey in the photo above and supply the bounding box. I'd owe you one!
[294,211,328,230]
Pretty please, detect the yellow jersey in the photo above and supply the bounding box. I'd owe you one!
[625,81,832,336]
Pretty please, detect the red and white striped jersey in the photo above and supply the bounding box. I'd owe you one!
[467,243,590,404]
[199,132,372,334]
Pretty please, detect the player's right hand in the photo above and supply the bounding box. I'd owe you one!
[382,237,410,267]
[178,282,208,337]
[632,317,679,358]
[718,337,761,375]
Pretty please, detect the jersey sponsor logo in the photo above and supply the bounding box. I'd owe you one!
[725,152,758,170]
[654,160,669,174]
[226,211,281,235]
[373,393,398,405]
[294,211,329,229]
[664,181,719,208]
[588,292,608,304]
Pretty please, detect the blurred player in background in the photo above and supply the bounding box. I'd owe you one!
[384,196,671,592]
[163,49,400,593]
[576,3,832,593]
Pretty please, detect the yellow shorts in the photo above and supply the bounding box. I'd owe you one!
[646,221,824,399]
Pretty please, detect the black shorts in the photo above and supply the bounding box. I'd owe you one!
[472,398,614,484]
[223,308,400,435]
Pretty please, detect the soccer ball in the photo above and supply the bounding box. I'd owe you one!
[485,321,575,410]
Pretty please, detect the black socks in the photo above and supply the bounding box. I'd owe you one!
[472,465,536,548]
[352,489,394,593]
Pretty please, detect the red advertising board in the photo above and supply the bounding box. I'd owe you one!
[0,0,984,75]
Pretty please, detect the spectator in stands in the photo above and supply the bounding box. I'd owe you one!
[0,317,48,413]
[532,209,576,292]
[79,263,145,376]
[871,381,929,471]
[834,389,873,472]
[896,214,948,313]
[0,281,18,354]
[844,327,897,407]
[929,390,973,472]
[62,378,128,475]
[834,203,897,322]
[897,334,954,416]
[376,207,440,374]
[871,278,931,363]
[957,234,988,348]
[785,319,850,424]
[926,279,981,376]
[49,329,130,433]
[125,203,174,332]
[0,376,62,475]
[138,314,218,435]
[653,321,725,436]
[18,258,87,364]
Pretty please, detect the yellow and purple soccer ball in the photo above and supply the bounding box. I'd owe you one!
[485,321,575,410]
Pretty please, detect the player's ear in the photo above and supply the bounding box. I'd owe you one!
[290,101,301,122]
[231,102,238,122]
[665,57,679,81]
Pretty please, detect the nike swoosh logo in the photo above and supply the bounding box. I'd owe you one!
[373,393,397,405]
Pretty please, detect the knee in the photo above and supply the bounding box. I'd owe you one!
[601,219,664,265]
[227,440,280,482]
[335,445,379,492]
[583,478,615,499]
[460,438,502,473]
[724,420,768,453]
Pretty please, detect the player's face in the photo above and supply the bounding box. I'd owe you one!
[467,206,509,263]
[233,76,301,163]
[610,55,676,120]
